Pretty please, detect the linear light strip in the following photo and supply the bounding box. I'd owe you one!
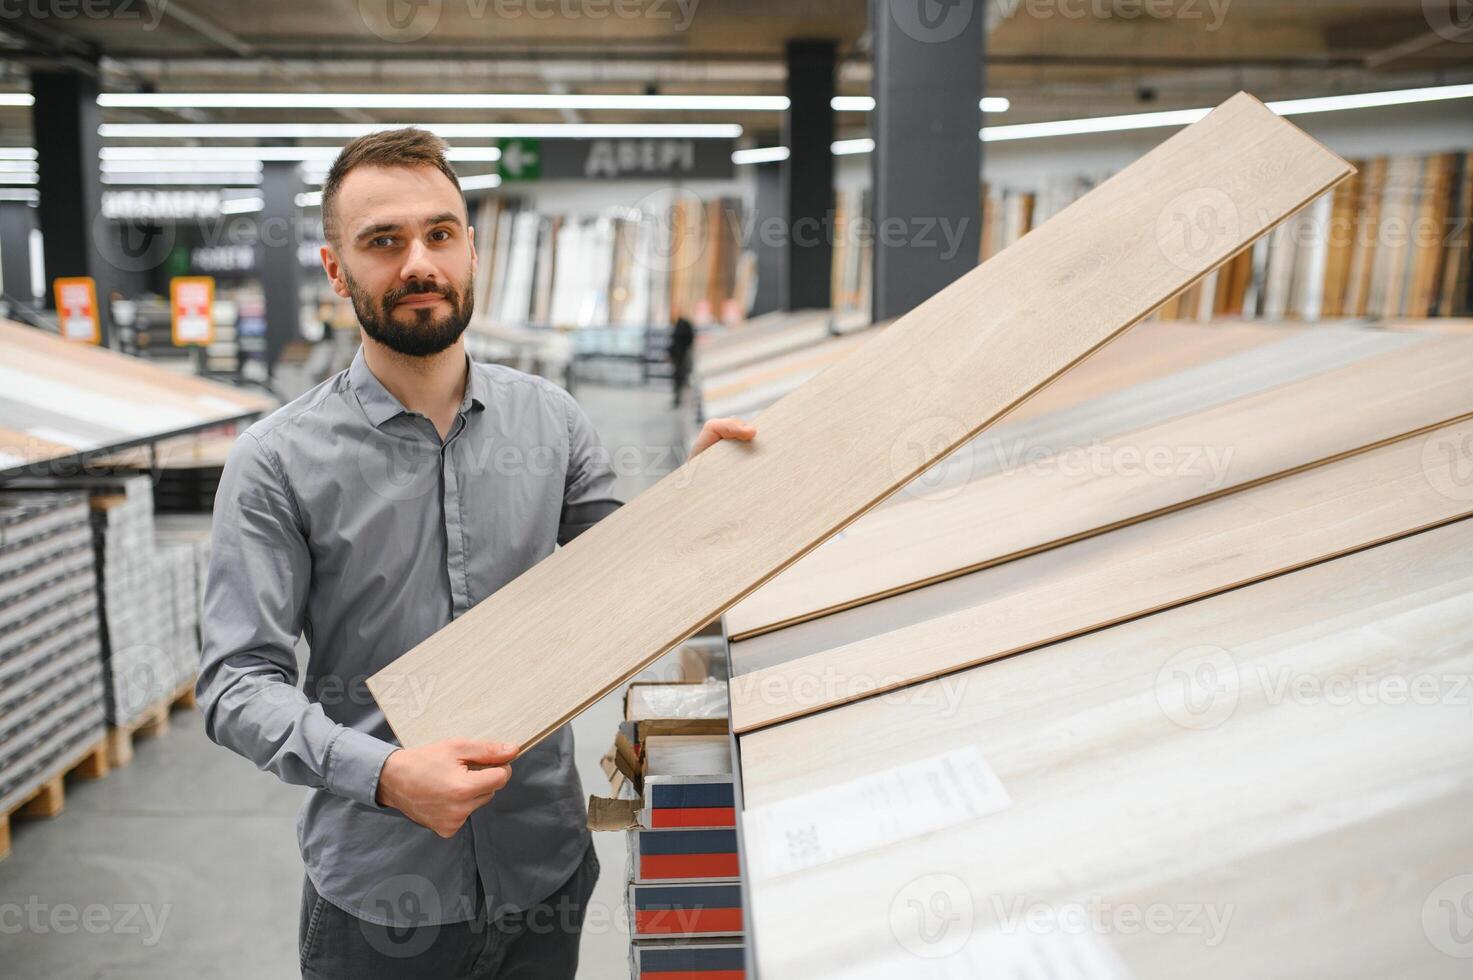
[99,92,788,111]
[99,122,742,140]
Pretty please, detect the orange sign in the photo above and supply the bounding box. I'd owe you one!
[171,276,216,346]
[52,277,100,344]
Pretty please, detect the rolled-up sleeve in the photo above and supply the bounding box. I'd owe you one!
[556,390,622,544]
[197,431,396,808]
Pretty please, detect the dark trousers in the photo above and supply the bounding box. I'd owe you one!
[299,844,600,979]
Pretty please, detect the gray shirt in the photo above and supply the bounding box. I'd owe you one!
[198,348,621,927]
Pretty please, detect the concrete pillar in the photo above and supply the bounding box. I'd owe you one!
[783,39,835,311]
[750,156,785,316]
[258,160,303,371]
[0,201,38,308]
[32,67,112,342]
[870,0,984,321]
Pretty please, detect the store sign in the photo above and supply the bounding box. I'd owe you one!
[171,276,215,346]
[102,190,225,221]
[52,277,100,344]
[499,138,734,181]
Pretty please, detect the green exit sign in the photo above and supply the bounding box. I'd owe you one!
[497,138,542,181]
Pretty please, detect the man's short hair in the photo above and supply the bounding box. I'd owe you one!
[320,127,465,246]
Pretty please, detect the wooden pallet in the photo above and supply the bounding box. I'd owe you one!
[0,736,109,861]
[106,678,197,770]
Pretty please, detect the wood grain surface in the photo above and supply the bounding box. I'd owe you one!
[724,331,1470,638]
[729,416,1473,732]
[367,93,1353,751]
[738,520,1473,979]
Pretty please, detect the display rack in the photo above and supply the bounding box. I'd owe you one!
[0,319,275,481]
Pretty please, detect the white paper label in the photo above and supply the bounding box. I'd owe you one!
[742,744,1011,881]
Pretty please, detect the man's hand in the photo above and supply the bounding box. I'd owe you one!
[691,417,757,458]
[376,739,516,839]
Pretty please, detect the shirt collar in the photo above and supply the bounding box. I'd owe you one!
[348,346,486,429]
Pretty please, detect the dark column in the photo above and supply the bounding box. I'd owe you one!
[258,160,303,371]
[783,40,835,311]
[870,0,983,321]
[750,156,785,316]
[32,68,112,342]
[0,201,38,307]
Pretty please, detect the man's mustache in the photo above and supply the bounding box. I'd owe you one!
[382,281,455,308]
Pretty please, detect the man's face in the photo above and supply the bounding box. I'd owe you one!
[321,164,477,357]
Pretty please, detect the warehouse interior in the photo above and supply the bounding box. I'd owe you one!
[1,2,1472,978]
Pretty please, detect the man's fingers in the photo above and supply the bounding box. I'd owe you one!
[457,740,519,766]
[690,417,757,457]
[461,764,512,798]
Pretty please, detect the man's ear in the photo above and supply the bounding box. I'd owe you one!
[321,245,351,300]
[467,223,478,281]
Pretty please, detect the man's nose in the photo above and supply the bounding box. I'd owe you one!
[399,238,437,283]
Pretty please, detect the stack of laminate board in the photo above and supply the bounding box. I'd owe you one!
[0,492,107,825]
[588,678,748,978]
[154,516,211,693]
[4,476,185,727]
[723,318,1473,979]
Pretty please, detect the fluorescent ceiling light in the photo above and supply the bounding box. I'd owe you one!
[219,196,264,214]
[99,145,503,163]
[101,158,265,173]
[0,147,37,160]
[0,160,38,173]
[0,188,38,202]
[99,92,788,111]
[458,173,502,191]
[296,190,323,208]
[101,123,740,140]
[732,146,790,165]
[0,174,37,185]
[101,172,262,185]
[1265,83,1473,115]
[831,137,875,156]
[0,94,33,107]
[981,83,1473,142]
[831,96,1010,113]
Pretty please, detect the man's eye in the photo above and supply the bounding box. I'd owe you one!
[371,236,396,248]
[430,229,451,242]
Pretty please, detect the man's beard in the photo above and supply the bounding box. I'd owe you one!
[346,270,474,357]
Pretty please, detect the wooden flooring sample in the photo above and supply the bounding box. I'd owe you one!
[724,331,1469,638]
[367,93,1353,751]
[729,416,1473,732]
[739,520,1473,979]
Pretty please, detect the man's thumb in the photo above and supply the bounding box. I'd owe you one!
[460,741,519,766]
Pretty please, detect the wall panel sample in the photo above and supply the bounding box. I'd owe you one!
[737,520,1473,979]
[368,93,1353,751]
[729,416,1473,732]
[725,331,1471,638]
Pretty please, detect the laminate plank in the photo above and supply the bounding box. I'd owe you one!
[723,332,1469,639]
[729,416,1473,732]
[900,323,1413,504]
[367,94,1353,751]
[739,520,1473,978]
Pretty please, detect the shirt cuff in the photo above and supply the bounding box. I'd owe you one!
[324,726,398,809]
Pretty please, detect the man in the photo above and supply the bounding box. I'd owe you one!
[668,314,695,408]
[197,128,755,979]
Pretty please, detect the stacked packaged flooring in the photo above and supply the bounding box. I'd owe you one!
[0,492,107,824]
[588,676,748,979]
[5,476,188,727]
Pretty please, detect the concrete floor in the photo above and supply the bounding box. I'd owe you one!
[0,379,694,980]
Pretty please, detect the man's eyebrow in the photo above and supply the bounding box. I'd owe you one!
[353,212,463,243]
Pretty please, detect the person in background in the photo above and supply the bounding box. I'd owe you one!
[668,314,695,408]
